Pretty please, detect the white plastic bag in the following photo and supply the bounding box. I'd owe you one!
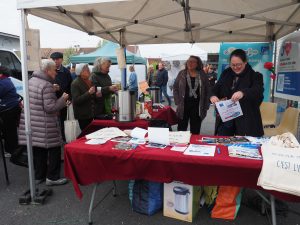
[64,104,81,143]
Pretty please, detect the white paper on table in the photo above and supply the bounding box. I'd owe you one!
[148,127,170,145]
[86,127,127,140]
[169,131,191,144]
[171,146,188,152]
[184,144,216,156]
[85,139,107,145]
[215,99,243,122]
[131,127,148,140]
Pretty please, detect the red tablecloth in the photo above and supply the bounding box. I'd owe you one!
[64,135,300,202]
[78,106,178,137]
[152,106,178,126]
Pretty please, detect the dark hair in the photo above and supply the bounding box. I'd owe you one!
[185,55,203,71]
[0,66,12,77]
[229,49,247,62]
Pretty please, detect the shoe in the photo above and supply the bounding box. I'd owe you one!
[35,179,45,185]
[46,178,68,186]
[4,152,11,158]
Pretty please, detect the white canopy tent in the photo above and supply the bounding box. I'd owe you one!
[17,0,300,44]
[16,1,300,219]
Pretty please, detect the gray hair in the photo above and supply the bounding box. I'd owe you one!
[41,59,56,72]
[93,57,111,72]
[75,63,89,76]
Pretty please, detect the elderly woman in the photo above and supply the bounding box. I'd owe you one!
[91,57,118,115]
[71,63,102,130]
[210,49,264,136]
[173,55,210,134]
[18,59,69,186]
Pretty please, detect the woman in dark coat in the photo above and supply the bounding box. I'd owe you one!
[71,63,102,130]
[210,49,264,137]
[90,57,118,115]
[173,55,210,134]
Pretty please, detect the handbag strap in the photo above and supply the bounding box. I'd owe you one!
[67,105,70,120]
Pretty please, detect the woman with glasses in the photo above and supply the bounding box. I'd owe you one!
[210,49,264,137]
[173,55,210,134]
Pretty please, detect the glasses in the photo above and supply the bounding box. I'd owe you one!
[230,63,244,68]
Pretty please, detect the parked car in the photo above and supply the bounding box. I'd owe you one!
[0,49,23,96]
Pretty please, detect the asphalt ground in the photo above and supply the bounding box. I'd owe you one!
[0,102,300,225]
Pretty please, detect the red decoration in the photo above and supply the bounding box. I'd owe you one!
[270,74,276,80]
[264,62,276,80]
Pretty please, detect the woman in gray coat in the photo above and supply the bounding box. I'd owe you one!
[173,55,210,134]
[18,59,69,186]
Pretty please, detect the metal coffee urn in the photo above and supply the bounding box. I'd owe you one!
[146,86,160,104]
[115,90,136,122]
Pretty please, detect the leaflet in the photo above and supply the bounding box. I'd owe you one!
[215,99,243,122]
[184,144,216,156]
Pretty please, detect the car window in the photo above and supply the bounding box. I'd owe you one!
[0,51,15,70]
[11,53,21,71]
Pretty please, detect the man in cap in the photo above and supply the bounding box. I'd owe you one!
[50,52,73,141]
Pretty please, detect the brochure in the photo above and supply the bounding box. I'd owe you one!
[184,144,216,156]
[113,143,138,151]
[228,145,262,160]
[215,99,243,122]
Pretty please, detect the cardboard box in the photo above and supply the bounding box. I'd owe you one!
[163,181,201,222]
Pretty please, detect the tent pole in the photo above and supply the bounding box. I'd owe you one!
[20,9,36,201]
[120,29,127,91]
[272,40,278,103]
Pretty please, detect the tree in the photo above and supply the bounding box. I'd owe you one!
[97,39,109,48]
[63,47,76,65]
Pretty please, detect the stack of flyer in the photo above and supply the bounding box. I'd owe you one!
[227,144,262,160]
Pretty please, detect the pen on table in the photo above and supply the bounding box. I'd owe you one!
[217,147,221,154]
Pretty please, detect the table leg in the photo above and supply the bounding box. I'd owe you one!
[88,183,98,225]
[112,181,117,197]
[270,195,277,225]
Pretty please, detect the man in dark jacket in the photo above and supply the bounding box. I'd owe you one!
[50,52,73,141]
[0,66,21,156]
[156,63,171,106]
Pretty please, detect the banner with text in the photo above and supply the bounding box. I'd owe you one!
[218,43,273,102]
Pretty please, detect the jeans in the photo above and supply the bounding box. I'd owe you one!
[160,85,171,106]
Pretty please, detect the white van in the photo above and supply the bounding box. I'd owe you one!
[0,49,23,96]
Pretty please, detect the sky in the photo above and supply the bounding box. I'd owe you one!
[1,0,101,48]
[0,0,220,53]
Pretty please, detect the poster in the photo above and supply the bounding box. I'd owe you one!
[25,29,41,71]
[275,31,300,101]
[218,43,273,102]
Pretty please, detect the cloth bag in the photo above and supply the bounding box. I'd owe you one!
[64,104,81,143]
[132,180,163,216]
[258,143,300,196]
[211,186,242,220]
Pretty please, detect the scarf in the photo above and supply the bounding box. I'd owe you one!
[186,71,200,98]
[82,77,92,88]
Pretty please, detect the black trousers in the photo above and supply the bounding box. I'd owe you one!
[33,146,61,181]
[0,106,21,154]
[78,118,93,131]
[177,102,202,134]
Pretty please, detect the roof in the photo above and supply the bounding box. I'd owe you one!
[70,42,146,64]
[0,32,19,39]
[40,47,96,59]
